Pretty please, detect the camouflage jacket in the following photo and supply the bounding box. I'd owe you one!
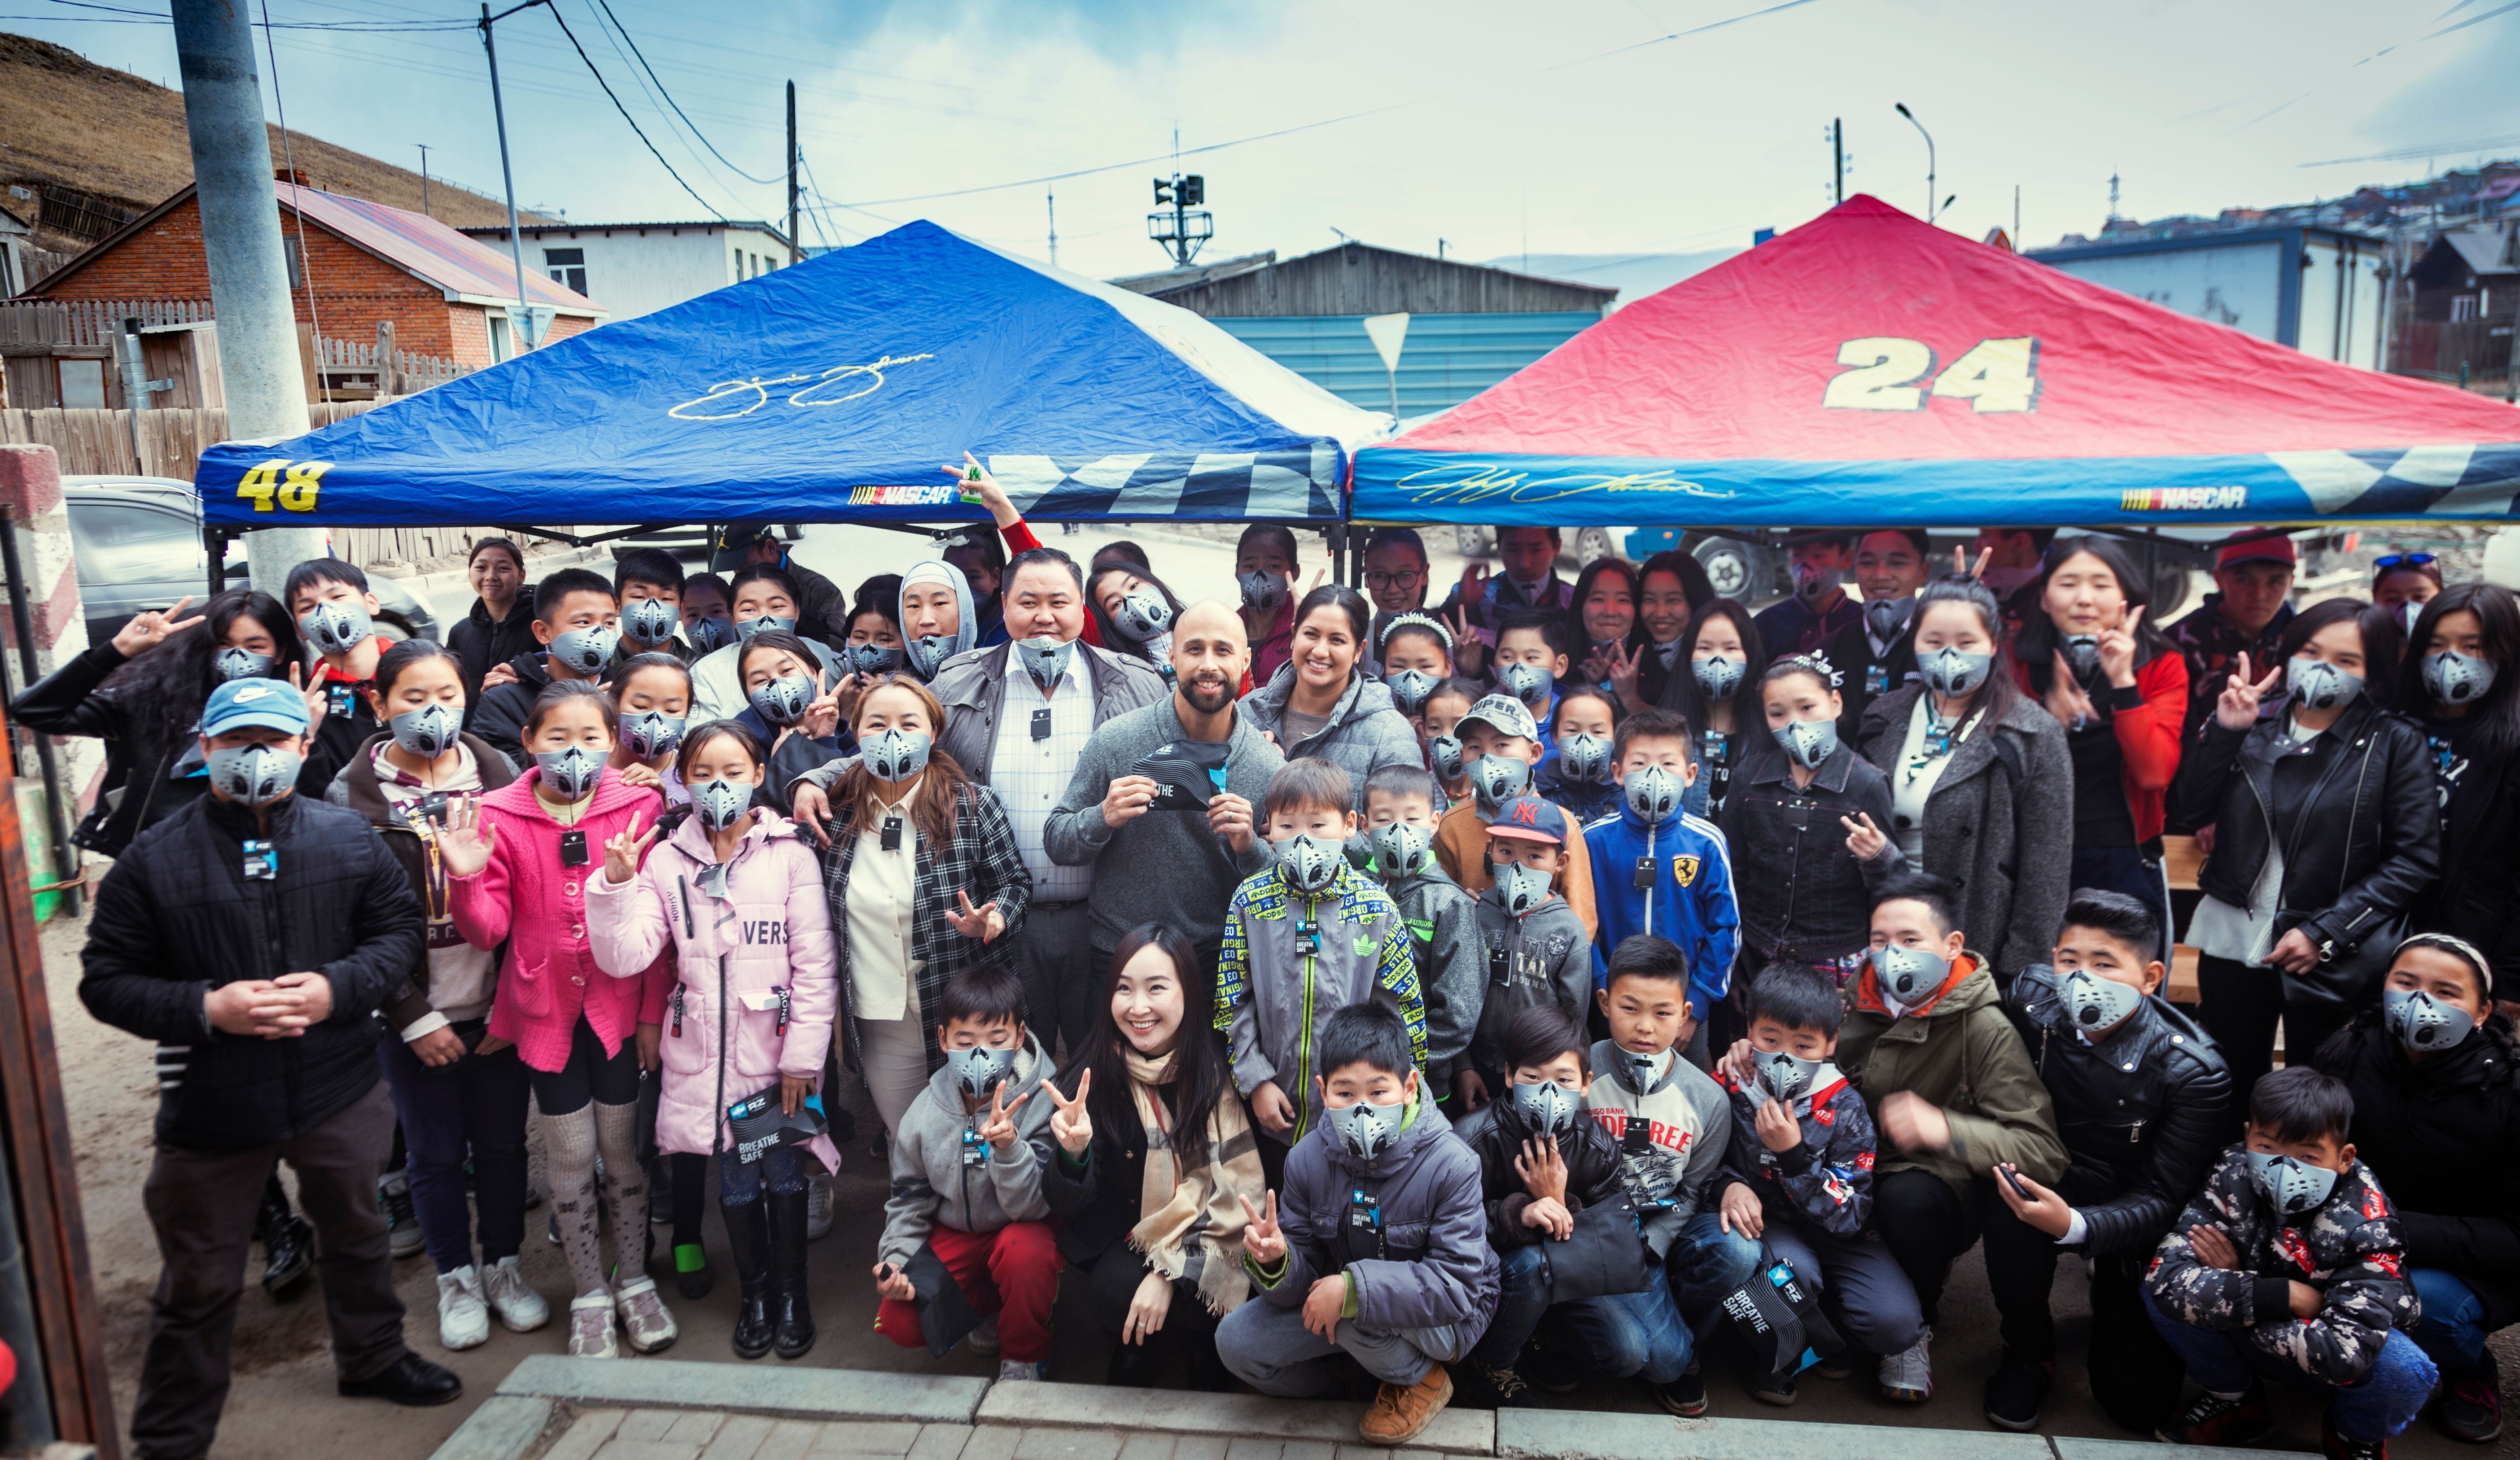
[1713,1060,1878,1238]
[2145,1145,2417,1386]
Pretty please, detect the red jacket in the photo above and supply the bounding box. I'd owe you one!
[2009,650,2187,843]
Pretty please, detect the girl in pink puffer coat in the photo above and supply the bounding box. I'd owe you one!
[587,721,838,1362]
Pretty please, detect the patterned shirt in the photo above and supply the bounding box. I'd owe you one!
[2165,595,2294,739]
[990,647,1096,903]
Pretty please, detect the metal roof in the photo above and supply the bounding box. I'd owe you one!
[458,219,794,247]
[1208,311,1600,417]
[2435,227,2516,277]
[279,183,601,313]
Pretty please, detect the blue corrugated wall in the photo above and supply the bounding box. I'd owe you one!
[1205,311,1601,416]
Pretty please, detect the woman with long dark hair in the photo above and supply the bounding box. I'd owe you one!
[1658,597,1766,818]
[1633,550,1714,711]
[1856,577,2072,981]
[2011,536,2188,944]
[1570,556,1649,712]
[1238,583,1421,808]
[2170,598,2440,1106]
[448,537,535,699]
[2399,583,2520,1010]
[1088,563,1187,683]
[1043,923,1263,1389]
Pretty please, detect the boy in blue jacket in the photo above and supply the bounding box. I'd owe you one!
[1584,706,1738,1065]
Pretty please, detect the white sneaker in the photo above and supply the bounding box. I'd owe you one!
[998,1359,1047,1382]
[968,1315,1000,1355]
[805,1173,835,1241]
[482,1255,548,1333]
[568,1293,620,1358]
[434,1265,490,1351]
[1878,1325,1933,1403]
[614,1276,678,1354]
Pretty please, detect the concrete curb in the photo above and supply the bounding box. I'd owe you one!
[429,1394,560,1460]
[980,1381,1495,1454]
[495,1353,989,1424]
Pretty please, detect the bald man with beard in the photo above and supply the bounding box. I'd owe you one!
[1045,601,1287,975]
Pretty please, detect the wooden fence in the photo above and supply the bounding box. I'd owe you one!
[0,298,211,351]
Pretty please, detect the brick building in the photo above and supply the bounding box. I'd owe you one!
[22,178,603,368]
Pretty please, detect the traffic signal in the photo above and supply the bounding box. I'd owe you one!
[1153,177,1174,206]
[1180,174,1204,206]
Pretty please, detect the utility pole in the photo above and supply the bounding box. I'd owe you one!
[2108,171,2121,222]
[1831,118,1845,205]
[417,143,432,218]
[1046,188,1058,267]
[1894,103,1935,222]
[171,0,321,591]
[785,80,800,264]
[479,1,545,358]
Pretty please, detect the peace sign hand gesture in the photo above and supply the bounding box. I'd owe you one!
[2215,651,2285,732]
[1951,545,1992,581]
[978,1081,1031,1155]
[942,889,1005,943]
[2045,651,2098,730]
[1046,1069,1094,1156]
[2096,604,2144,688]
[111,596,205,657]
[431,795,498,880]
[288,660,329,731]
[1840,811,1889,861]
[603,811,658,887]
[1237,1191,1286,1266]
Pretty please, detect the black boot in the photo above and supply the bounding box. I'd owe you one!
[256,1176,313,1300]
[766,1188,817,1360]
[1106,1337,1161,1388]
[720,1198,774,1360]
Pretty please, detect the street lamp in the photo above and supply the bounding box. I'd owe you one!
[1894,102,1937,223]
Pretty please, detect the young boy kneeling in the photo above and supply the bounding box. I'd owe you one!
[1712,963,1921,1405]
[872,967,1063,1382]
[1218,1003,1496,1446]
[2147,1066,2435,1460]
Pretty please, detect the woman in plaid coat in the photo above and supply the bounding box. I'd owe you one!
[817,675,1032,1138]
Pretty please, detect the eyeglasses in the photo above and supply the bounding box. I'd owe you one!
[2373,553,2437,572]
[1365,569,1426,590]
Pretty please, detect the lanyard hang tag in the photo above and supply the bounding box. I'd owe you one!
[559,828,589,867]
[242,839,278,881]
[1030,707,1052,743]
[1632,855,1656,891]
[881,815,903,852]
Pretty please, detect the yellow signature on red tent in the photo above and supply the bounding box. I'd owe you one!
[668,354,936,422]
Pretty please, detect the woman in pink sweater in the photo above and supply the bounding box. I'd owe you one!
[440,681,676,1360]
[587,721,839,1362]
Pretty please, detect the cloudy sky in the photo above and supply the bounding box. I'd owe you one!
[16,0,2520,289]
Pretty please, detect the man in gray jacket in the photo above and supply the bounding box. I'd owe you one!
[801,547,1167,1057]
[1043,600,1285,970]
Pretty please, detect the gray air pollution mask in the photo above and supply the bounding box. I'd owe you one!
[1626,1047,1676,1089]
[840,641,904,678]
[1111,589,1173,643]
[621,598,679,647]
[1494,859,1554,916]
[1498,661,1553,708]
[1792,562,1837,605]
[388,705,463,758]
[2287,656,2363,713]
[621,711,686,760]
[1758,1049,1828,1106]
[1277,833,1342,896]
[946,1045,1016,1103]
[2063,634,2103,683]
[1370,821,1434,878]
[1624,765,1683,825]
[2056,968,2144,1034]
[1871,943,1951,1014]
[550,624,621,677]
[213,646,274,682]
[862,729,932,783]
[1238,570,1289,613]
[1918,646,1994,697]
[1427,734,1466,782]
[1773,717,1838,771]
[1864,598,1914,644]
[906,635,953,679]
[298,599,374,656]
[691,777,754,833]
[1387,669,1439,717]
[1325,1095,1408,1161]
[1693,654,1745,699]
[1506,1080,1582,1141]
[534,746,603,800]
[687,616,734,654]
[735,614,797,646]
[2384,987,2476,1055]
[747,673,816,727]
[2246,1150,2340,1218]
[1470,755,1531,809]
[1015,636,1073,692]
[2423,649,2496,706]
[208,743,300,807]
[1559,732,1611,784]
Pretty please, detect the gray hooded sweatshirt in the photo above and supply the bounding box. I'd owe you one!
[897,558,980,682]
[877,1028,1056,1268]
[1238,662,1426,812]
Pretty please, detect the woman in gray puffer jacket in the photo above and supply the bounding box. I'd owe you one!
[1240,584,1426,809]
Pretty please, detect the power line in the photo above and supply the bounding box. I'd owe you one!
[590,0,780,184]
[538,3,727,219]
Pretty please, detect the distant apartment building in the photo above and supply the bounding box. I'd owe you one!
[458,221,797,323]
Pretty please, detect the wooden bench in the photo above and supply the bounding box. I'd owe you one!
[2162,835,2203,1003]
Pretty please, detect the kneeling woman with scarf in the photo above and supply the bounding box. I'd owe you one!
[1044,923,1268,1389]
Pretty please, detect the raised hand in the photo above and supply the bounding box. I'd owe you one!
[1237,1190,1286,1266]
[2044,650,2098,730]
[1840,811,1889,861]
[431,795,498,880]
[1606,639,1646,713]
[288,660,329,731]
[1514,1136,1568,1202]
[2215,652,2285,732]
[944,450,1019,529]
[1754,1089,1802,1153]
[832,672,867,727]
[873,1260,917,1303]
[111,596,204,657]
[801,691,842,740]
[1045,1069,1093,1157]
[1951,545,1992,581]
[942,888,1005,943]
[977,1081,1031,1154]
[2096,604,2143,687]
[602,811,657,886]
[792,782,834,848]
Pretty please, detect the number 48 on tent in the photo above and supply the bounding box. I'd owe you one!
[1823,336,2041,414]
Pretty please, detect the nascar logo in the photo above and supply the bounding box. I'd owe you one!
[2121,486,2249,511]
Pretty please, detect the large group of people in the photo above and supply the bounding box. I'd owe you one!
[21,477,2519,1460]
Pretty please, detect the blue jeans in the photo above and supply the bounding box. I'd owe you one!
[377,1023,531,1275]
[1668,1210,1765,1333]
[2410,1268,2493,1377]
[718,1144,808,1205]
[1470,1237,1697,1383]
[2143,1288,2439,1441]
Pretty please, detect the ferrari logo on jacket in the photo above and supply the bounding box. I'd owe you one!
[1671,855,1701,887]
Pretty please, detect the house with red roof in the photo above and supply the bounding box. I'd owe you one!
[20,176,604,372]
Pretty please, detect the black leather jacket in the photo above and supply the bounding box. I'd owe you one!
[2006,964,2232,1256]
[1452,1099,1628,1250]
[2166,695,2440,1008]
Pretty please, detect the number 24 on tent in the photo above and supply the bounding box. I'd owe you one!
[1823,337,2041,414]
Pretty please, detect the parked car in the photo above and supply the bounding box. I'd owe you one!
[62,476,438,647]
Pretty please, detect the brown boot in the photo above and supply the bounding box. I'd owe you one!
[1361,1365,1453,1445]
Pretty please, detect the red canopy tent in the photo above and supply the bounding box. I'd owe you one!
[1351,195,2520,527]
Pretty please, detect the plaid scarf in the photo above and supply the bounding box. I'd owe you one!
[1125,1048,1266,1316]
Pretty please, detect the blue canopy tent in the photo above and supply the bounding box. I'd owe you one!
[196,220,1389,530]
